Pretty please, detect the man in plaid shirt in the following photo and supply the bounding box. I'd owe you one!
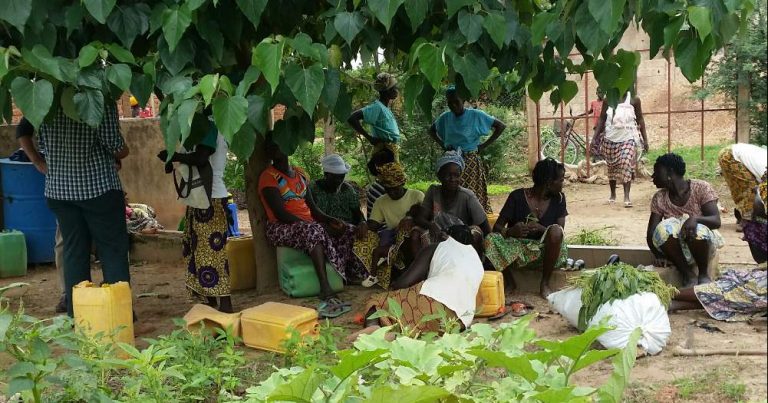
[17,104,131,316]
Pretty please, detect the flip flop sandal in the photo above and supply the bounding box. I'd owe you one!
[325,296,352,308]
[505,300,534,317]
[624,201,633,208]
[318,301,351,319]
[488,306,510,321]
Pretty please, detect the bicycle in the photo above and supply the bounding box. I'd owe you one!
[541,112,588,165]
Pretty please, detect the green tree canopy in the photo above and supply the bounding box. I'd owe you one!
[0,0,755,160]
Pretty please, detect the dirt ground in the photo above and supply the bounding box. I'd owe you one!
[2,178,766,401]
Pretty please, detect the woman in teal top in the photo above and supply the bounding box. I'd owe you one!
[428,86,506,213]
[347,73,401,158]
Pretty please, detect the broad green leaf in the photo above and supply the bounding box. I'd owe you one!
[77,66,105,90]
[272,111,315,155]
[106,64,132,92]
[212,95,248,143]
[78,43,101,67]
[200,74,219,106]
[10,77,53,129]
[285,63,325,117]
[22,45,64,82]
[458,10,483,44]
[533,387,578,403]
[236,66,261,97]
[332,83,353,123]
[368,0,405,32]
[186,0,207,11]
[218,75,235,96]
[446,0,475,18]
[404,0,428,32]
[334,12,365,46]
[575,3,610,55]
[417,43,447,90]
[571,349,620,373]
[64,5,84,38]
[674,30,713,81]
[269,367,322,402]
[130,73,154,108]
[688,6,712,40]
[197,18,224,62]
[236,0,268,29]
[246,94,269,134]
[593,60,621,94]
[597,328,641,403]
[8,377,34,397]
[159,36,195,75]
[251,39,284,94]
[403,74,423,116]
[176,99,200,143]
[0,0,32,32]
[60,86,80,122]
[83,0,117,24]
[559,80,579,104]
[453,53,489,98]
[718,13,739,43]
[531,12,558,43]
[163,5,193,53]
[416,83,435,120]
[367,385,452,402]
[289,33,323,61]
[320,68,341,110]
[468,350,538,382]
[589,0,626,35]
[107,3,151,48]
[536,325,609,361]
[6,362,35,379]
[162,107,181,157]
[614,49,640,95]
[663,15,685,51]
[482,11,507,48]
[0,313,12,343]
[105,43,136,64]
[330,349,387,379]
[230,122,257,160]
[74,89,106,127]
[0,53,7,83]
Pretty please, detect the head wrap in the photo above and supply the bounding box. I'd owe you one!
[435,148,465,175]
[377,162,407,188]
[374,73,398,92]
[445,84,457,96]
[321,154,350,175]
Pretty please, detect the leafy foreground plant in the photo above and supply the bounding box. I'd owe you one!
[244,316,642,403]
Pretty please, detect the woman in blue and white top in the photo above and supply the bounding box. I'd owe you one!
[347,73,401,159]
[428,86,506,213]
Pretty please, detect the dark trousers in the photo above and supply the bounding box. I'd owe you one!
[47,190,130,316]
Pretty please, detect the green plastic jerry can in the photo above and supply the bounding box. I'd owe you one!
[0,230,28,278]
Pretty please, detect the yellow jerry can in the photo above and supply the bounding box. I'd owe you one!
[226,236,257,291]
[475,271,505,317]
[240,302,318,353]
[183,304,242,338]
[72,281,134,351]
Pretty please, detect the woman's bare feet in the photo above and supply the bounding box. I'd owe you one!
[539,283,553,299]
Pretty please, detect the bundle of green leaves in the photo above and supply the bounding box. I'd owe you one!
[570,263,678,330]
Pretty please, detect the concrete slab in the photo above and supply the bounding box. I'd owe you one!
[130,230,183,264]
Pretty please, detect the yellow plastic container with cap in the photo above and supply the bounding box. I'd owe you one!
[72,281,134,349]
[240,302,318,353]
[226,236,257,291]
[475,271,505,317]
[487,213,500,229]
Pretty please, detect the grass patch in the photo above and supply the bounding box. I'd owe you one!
[646,142,729,184]
[720,382,747,401]
[565,226,619,246]
[405,181,512,196]
[666,369,749,402]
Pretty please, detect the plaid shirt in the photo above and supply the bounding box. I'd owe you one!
[38,106,125,201]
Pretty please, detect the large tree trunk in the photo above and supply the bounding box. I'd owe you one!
[244,129,277,294]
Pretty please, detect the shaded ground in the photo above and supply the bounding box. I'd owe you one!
[3,179,766,401]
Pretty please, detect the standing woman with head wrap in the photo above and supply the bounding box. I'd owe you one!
[348,73,401,158]
[428,86,506,213]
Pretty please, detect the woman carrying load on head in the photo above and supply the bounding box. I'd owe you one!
[411,149,491,257]
[352,161,424,289]
[717,143,767,230]
[428,85,506,213]
[594,89,649,207]
[348,73,401,159]
[647,153,724,289]
[484,158,569,299]
[258,135,367,316]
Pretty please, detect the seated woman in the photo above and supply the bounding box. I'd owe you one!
[484,158,568,298]
[647,153,724,288]
[365,147,397,218]
[353,161,424,289]
[309,153,364,226]
[412,149,491,255]
[671,182,767,320]
[358,225,485,336]
[258,136,363,314]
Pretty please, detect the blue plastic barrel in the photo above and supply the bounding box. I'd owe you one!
[0,159,56,263]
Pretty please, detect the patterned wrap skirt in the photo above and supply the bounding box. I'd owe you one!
[484,225,568,271]
[652,216,725,264]
[363,281,458,334]
[184,198,230,297]
[718,146,758,217]
[352,229,409,289]
[694,268,767,321]
[600,139,637,183]
[461,151,491,213]
[266,220,366,281]
[742,218,768,256]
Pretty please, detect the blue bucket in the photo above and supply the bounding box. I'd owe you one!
[0,159,56,263]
